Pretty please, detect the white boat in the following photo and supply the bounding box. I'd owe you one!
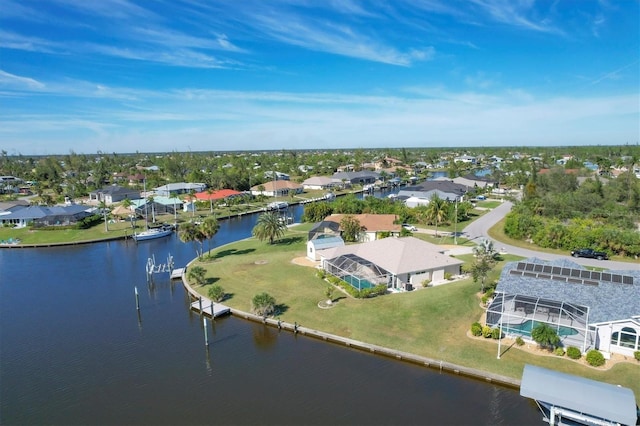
[133,224,173,242]
[266,201,289,210]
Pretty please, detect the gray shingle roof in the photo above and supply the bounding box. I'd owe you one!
[496,258,640,324]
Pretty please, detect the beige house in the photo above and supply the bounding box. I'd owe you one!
[319,237,464,291]
[250,180,303,197]
[322,213,401,242]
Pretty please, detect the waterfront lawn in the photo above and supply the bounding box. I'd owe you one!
[0,221,133,244]
[191,228,640,401]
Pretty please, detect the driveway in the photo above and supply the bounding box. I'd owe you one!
[462,200,640,271]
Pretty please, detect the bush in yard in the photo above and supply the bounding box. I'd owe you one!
[586,350,605,367]
[554,347,565,356]
[482,325,493,338]
[635,351,640,362]
[491,328,501,339]
[207,284,225,302]
[316,269,326,279]
[444,272,453,280]
[566,346,582,360]
[251,292,277,317]
[471,322,483,337]
[515,336,524,346]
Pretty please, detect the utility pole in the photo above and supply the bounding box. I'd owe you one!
[454,198,458,245]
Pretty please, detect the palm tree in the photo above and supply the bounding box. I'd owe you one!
[252,211,287,244]
[252,292,276,317]
[178,222,204,258]
[424,194,448,237]
[200,216,220,256]
[187,265,207,287]
[531,323,560,351]
[206,188,215,213]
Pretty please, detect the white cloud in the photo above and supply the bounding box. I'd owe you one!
[0,70,45,90]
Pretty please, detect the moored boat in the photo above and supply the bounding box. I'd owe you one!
[133,224,173,242]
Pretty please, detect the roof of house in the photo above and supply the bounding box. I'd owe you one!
[0,200,30,212]
[0,204,91,220]
[332,171,380,181]
[319,236,463,275]
[90,185,140,196]
[302,176,342,186]
[131,196,183,207]
[309,236,345,250]
[251,180,302,191]
[194,189,242,200]
[323,214,401,233]
[402,180,467,196]
[496,258,640,324]
[154,182,206,191]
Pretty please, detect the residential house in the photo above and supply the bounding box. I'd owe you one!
[486,258,640,357]
[301,176,343,190]
[0,205,94,228]
[154,182,206,197]
[194,189,244,203]
[131,196,183,219]
[250,180,302,197]
[332,171,380,185]
[398,181,467,207]
[319,236,464,291]
[322,213,401,242]
[89,185,141,205]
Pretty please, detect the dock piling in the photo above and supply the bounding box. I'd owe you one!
[134,286,140,310]
[203,317,209,346]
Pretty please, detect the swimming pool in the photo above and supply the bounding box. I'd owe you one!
[503,320,579,337]
[341,275,377,290]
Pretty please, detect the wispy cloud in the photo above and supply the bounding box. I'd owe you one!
[588,60,640,86]
[0,70,46,90]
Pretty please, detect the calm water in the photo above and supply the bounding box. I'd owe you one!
[0,203,542,425]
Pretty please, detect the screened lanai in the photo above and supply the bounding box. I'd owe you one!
[324,253,390,291]
[486,293,592,352]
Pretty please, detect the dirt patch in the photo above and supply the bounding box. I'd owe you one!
[254,260,268,265]
[291,256,319,268]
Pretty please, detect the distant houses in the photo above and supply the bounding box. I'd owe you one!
[250,180,302,197]
[89,186,140,205]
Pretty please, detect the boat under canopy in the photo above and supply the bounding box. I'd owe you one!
[520,364,637,426]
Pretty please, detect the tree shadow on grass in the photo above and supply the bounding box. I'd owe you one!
[212,248,255,260]
[204,277,220,286]
[276,236,304,245]
[222,292,234,302]
[274,303,289,316]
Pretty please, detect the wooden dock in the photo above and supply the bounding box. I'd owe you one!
[170,267,185,279]
[190,299,230,318]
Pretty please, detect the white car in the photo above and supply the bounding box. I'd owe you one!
[402,224,417,231]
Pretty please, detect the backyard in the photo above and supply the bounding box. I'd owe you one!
[189,224,640,401]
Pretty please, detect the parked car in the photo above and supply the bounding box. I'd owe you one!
[570,248,608,260]
[402,224,417,231]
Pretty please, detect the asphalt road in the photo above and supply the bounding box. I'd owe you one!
[462,200,640,271]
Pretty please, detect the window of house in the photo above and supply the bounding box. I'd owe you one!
[612,326,639,350]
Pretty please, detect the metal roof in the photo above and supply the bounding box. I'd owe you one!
[496,258,640,324]
[520,365,637,426]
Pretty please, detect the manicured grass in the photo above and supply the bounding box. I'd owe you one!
[191,227,640,402]
[0,221,133,244]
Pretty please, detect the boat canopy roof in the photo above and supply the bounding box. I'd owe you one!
[520,365,637,426]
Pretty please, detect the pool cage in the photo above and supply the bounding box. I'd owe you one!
[323,253,390,291]
[486,293,593,352]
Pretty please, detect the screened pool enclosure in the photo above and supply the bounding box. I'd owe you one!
[486,293,592,352]
[323,253,390,291]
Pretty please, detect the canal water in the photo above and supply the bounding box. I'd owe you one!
[0,200,542,425]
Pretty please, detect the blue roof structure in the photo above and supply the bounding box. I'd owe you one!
[496,258,640,324]
[0,204,91,220]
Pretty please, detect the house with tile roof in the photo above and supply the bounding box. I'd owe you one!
[301,176,343,190]
[486,258,640,357]
[250,180,303,197]
[318,236,464,291]
[194,189,243,201]
[0,205,94,228]
[322,213,401,242]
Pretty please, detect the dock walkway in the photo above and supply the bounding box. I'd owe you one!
[190,299,231,318]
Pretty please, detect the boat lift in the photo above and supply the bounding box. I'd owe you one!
[145,253,175,280]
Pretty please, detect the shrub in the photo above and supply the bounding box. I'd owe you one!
[515,336,525,346]
[471,322,483,337]
[554,347,565,356]
[444,272,453,280]
[482,325,492,338]
[635,351,640,362]
[207,284,225,302]
[422,279,431,288]
[316,269,326,279]
[251,292,276,317]
[586,350,605,367]
[491,328,501,339]
[566,346,582,360]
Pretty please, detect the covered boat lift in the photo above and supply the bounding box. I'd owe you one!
[520,365,638,426]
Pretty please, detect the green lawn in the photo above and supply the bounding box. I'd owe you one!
[190,226,640,402]
[0,220,133,244]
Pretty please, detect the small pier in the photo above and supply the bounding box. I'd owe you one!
[190,299,231,318]
[170,267,185,280]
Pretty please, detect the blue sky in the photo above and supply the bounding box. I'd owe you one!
[1,0,638,155]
